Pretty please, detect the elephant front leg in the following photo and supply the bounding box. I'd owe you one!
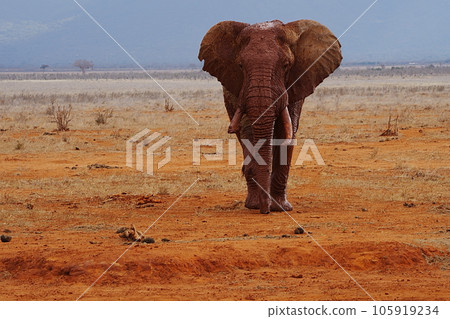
[235,122,260,210]
[270,118,295,211]
[242,148,260,210]
[270,103,302,211]
[270,143,294,211]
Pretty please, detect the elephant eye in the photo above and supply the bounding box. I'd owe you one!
[238,63,243,69]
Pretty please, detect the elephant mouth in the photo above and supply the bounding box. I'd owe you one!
[228,105,293,143]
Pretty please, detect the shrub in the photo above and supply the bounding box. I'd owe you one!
[52,104,72,131]
[95,108,113,125]
[15,141,24,150]
[164,98,174,112]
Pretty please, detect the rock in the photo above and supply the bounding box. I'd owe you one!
[161,238,170,242]
[116,227,128,234]
[117,225,143,241]
[294,227,304,234]
[136,203,154,208]
[136,195,162,208]
[59,265,85,276]
[26,203,33,210]
[87,163,119,169]
[281,234,290,238]
[142,237,155,244]
[1,235,12,242]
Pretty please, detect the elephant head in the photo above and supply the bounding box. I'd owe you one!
[199,20,342,213]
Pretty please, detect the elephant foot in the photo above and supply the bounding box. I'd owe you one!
[245,192,260,210]
[270,194,293,211]
[245,189,271,214]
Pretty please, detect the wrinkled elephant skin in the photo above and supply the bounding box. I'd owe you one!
[199,20,342,214]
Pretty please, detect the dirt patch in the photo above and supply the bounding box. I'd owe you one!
[0,74,448,300]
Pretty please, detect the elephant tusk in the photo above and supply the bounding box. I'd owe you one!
[280,107,293,146]
[228,107,243,134]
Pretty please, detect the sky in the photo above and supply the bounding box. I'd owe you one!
[0,0,449,68]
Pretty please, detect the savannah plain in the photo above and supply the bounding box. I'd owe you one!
[0,67,448,300]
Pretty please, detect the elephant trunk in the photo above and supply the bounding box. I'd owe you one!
[240,66,291,213]
[249,115,274,214]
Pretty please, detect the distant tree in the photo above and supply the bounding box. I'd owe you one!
[73,59,94,74]
[40,64,49,72]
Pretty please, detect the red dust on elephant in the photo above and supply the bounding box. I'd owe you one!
[199,20,342,214]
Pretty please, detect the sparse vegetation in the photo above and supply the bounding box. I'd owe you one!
[40,64,49,72]
[95,108,113,125]
[52,104,73,131]
[45,97,56,115]
[73,59,94,74]
[15,141,24,150]
[380,115,399,136]
[164,98,175,112]
[0,69,448,300]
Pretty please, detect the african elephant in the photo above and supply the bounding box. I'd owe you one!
[198,20,342,214]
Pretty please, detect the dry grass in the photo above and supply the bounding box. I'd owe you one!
[94,108,113,125]
[0,68,449,301]
[0,70,448,209]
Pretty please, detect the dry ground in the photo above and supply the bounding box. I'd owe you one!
[0,70,449,300]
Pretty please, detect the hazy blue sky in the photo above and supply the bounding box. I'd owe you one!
[0,0,449,68]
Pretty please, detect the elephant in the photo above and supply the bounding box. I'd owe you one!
[198,20,342,214]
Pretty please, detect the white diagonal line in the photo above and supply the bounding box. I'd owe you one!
[252,178,376,301]
[76,178,199,301]
[252,0,379,125]
[72,0,199,126]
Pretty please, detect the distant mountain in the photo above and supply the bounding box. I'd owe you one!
[0,0,449,69]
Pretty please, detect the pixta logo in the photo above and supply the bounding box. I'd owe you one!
[127,129,325,176]
[193,138,325,166]
[126,129,171,175]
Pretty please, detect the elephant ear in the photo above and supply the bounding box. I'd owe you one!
[198,21,249,97]
[284,20,342,103]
